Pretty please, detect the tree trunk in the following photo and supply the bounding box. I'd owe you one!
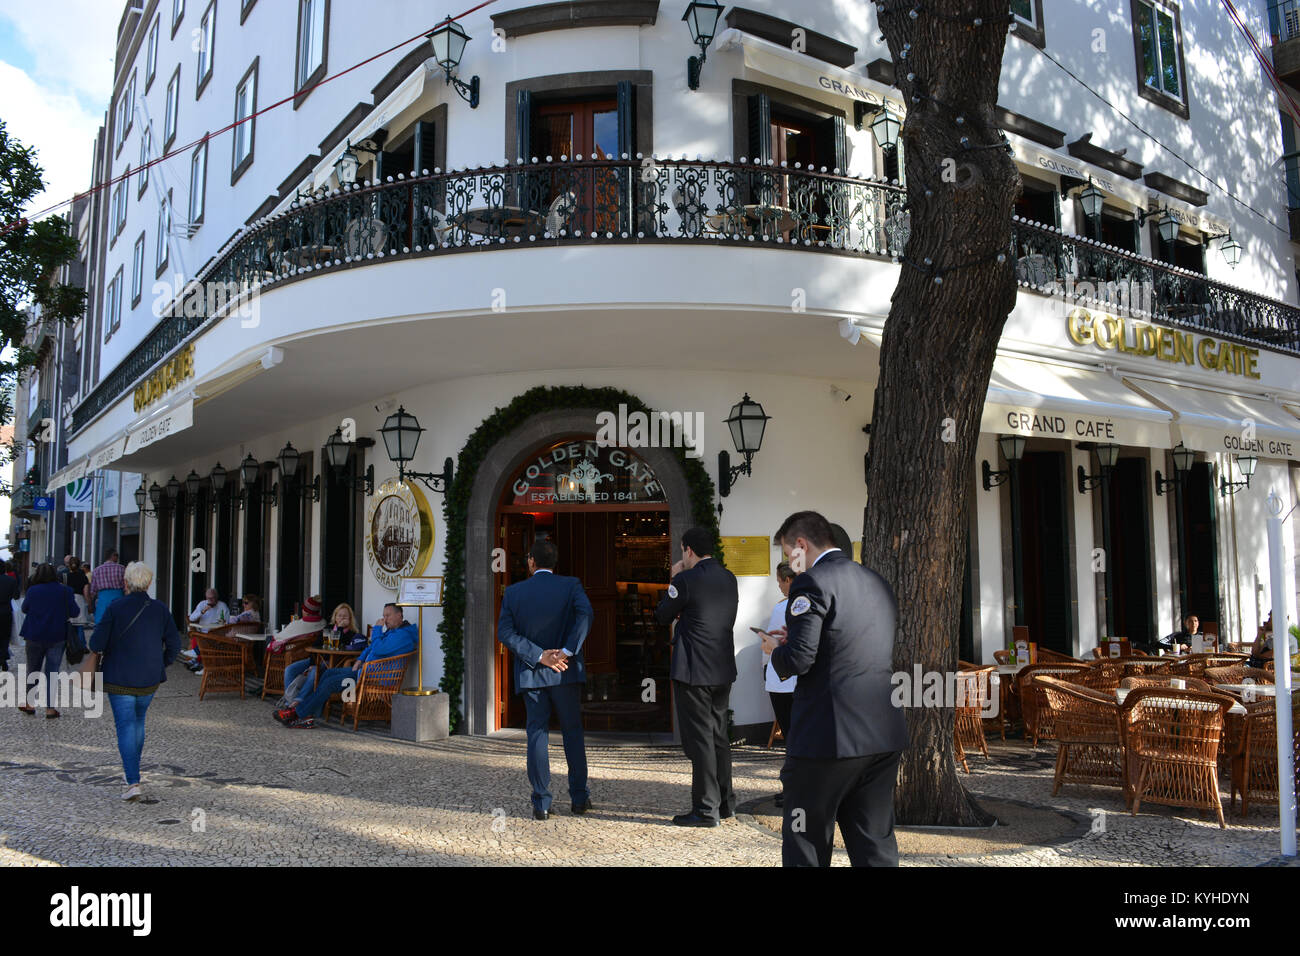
[865,1,1021,826]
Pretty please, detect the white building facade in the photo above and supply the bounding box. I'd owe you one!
[47,0,1300,736]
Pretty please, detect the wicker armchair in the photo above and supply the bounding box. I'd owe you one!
[1072,661,1123,692]
[1120,676,1212,693]
[1037,647,1081,663]
[1036,675,1126,795]
[261,634,319,700]
[1018,663,1091,746]
[1120,659,1172,679]
[1204,665,1246,685]
[1121,687,1233,828]
[192,633,246,700]
[1165,658,1205,678]
[954,667,994,772]
[1244,667,1276,685]
[993,649,1011,664]
[1229,691,1299,816]
[323,652,415,731]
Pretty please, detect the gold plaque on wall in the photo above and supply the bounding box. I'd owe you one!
[721,536,772,577]
[365,478,435,591]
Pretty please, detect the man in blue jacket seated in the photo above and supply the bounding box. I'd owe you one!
[276,603,417,728]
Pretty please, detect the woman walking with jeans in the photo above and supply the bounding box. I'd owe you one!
[18,563,78,717]
[88,562,181,801]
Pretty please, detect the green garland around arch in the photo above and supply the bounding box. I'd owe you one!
[437,385,722,733]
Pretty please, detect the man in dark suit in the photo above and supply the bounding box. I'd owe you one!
[767,510,907,866]
[497,538,594,821]
[655,526,738,827]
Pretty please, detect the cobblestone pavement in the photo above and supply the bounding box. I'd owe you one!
[0,661,1293,866]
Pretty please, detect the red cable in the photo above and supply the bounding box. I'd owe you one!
[1,0,498,237]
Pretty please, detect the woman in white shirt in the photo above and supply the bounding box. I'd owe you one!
[763,562,798,739]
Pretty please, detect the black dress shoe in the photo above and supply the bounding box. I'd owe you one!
[671,811,719,828]
[532,808,549,821]
[720,807,734,819]
[571,799,592,815]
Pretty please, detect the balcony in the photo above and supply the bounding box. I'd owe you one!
[1272,0,1300,86]
[71,157,1300,434]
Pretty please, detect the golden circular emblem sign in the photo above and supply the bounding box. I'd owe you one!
[365,478,435,590]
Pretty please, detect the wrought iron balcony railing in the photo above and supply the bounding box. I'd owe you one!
[70,157,1300,435]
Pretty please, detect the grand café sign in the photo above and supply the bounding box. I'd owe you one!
[1066,308,1260,379]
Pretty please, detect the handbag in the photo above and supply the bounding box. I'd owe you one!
[65,624,86,666]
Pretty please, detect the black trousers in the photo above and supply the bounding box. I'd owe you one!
[780,750,902,867]
[673,680,734,820]
[769,691,793,739]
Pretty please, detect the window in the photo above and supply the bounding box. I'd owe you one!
[1132,0,1188,116]
[1015,178,1060,228]
[110,181,127,239]
[196,1,215,98]
[295,0,328,95]
[1010,0,1045,48]
[232,59,257,181]
[146,15,159,88]
[105,268,124,340]
[131,233,145,306]
[138,128,151,198]
[172,0,185,36]
[189,140,207,226]
[157,195,171,273]
[115,72,135,153]
[165,67,180,149]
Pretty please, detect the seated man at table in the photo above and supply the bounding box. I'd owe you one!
[275,603,417,728]
[179,587,232,674]
[1147,614,1204,655]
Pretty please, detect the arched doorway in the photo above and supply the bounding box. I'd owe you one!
[495,436,672,731]
[462,408,696,736]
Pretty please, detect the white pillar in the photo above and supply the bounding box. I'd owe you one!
[1265,489,1296,857]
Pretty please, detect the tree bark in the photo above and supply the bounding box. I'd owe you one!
[865,1,1021,826]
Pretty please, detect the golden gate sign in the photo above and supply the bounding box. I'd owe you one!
[365,478,435,590]
[1066,309,1260,379]
[132,345,195,412]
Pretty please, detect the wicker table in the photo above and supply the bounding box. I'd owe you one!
[1116,687,1246,716]
[307,647,361,689]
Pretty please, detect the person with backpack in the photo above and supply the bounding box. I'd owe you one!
[87,562,182,802]
[18,563,78,718]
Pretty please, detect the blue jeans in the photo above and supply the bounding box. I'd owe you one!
[25,642,64,708]
[283,659,316,700]
[93,588,124,625]
[107,693,155,785]
[523,683,589,813]
[294,665,357,719]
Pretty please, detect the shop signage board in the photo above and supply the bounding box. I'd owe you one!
[366,478,435,590]
[721,537,771,576]
[124,400,193,455]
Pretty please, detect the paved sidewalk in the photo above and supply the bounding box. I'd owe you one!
[0,660,1293,866]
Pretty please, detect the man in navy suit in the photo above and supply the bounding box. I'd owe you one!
[767,510,907,866]
[497,538,594,820]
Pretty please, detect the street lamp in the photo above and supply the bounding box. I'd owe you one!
[683,0,724,91]
[379,406,454,494]
[1220,453,1258,496]
[1139,205,1179,245]
[276,441,318,501]
[1206,231,1242,268]
[981,433,1028,490]
[1077,442,1120,494]
[135,482,158,517]
[165,475,181,506]
[718,393,770,497]
[427,16,480,108]
[324,426,375,496]
[237,453,275,509]
[1155,442,1194,496]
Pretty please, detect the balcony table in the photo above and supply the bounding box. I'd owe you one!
[453,206,543,238]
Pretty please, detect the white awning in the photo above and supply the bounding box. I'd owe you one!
[1007,135,1148,210]
[983,355,1173,447]
[88,437,127,471]
[311,61,436,191]
[45,458,90,490]
[715,29,903,116]
[1124,378,1300,461]
[124,396,194,456]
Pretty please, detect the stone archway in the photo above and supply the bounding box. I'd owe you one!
[462,407,695,735]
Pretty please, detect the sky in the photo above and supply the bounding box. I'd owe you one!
[0,0,121,219]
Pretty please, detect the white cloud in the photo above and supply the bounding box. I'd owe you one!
[0,61,102,218]
[0,0,120,106]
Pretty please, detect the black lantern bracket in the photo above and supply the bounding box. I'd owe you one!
[982,460,1011,491]
[1076,441,1120,495]
[717,448,755,498]
[324,429,376,496]
[683,0,724,91]
[1219,455,1257,497]
[426,19,479,108]
[399,457,455,495]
